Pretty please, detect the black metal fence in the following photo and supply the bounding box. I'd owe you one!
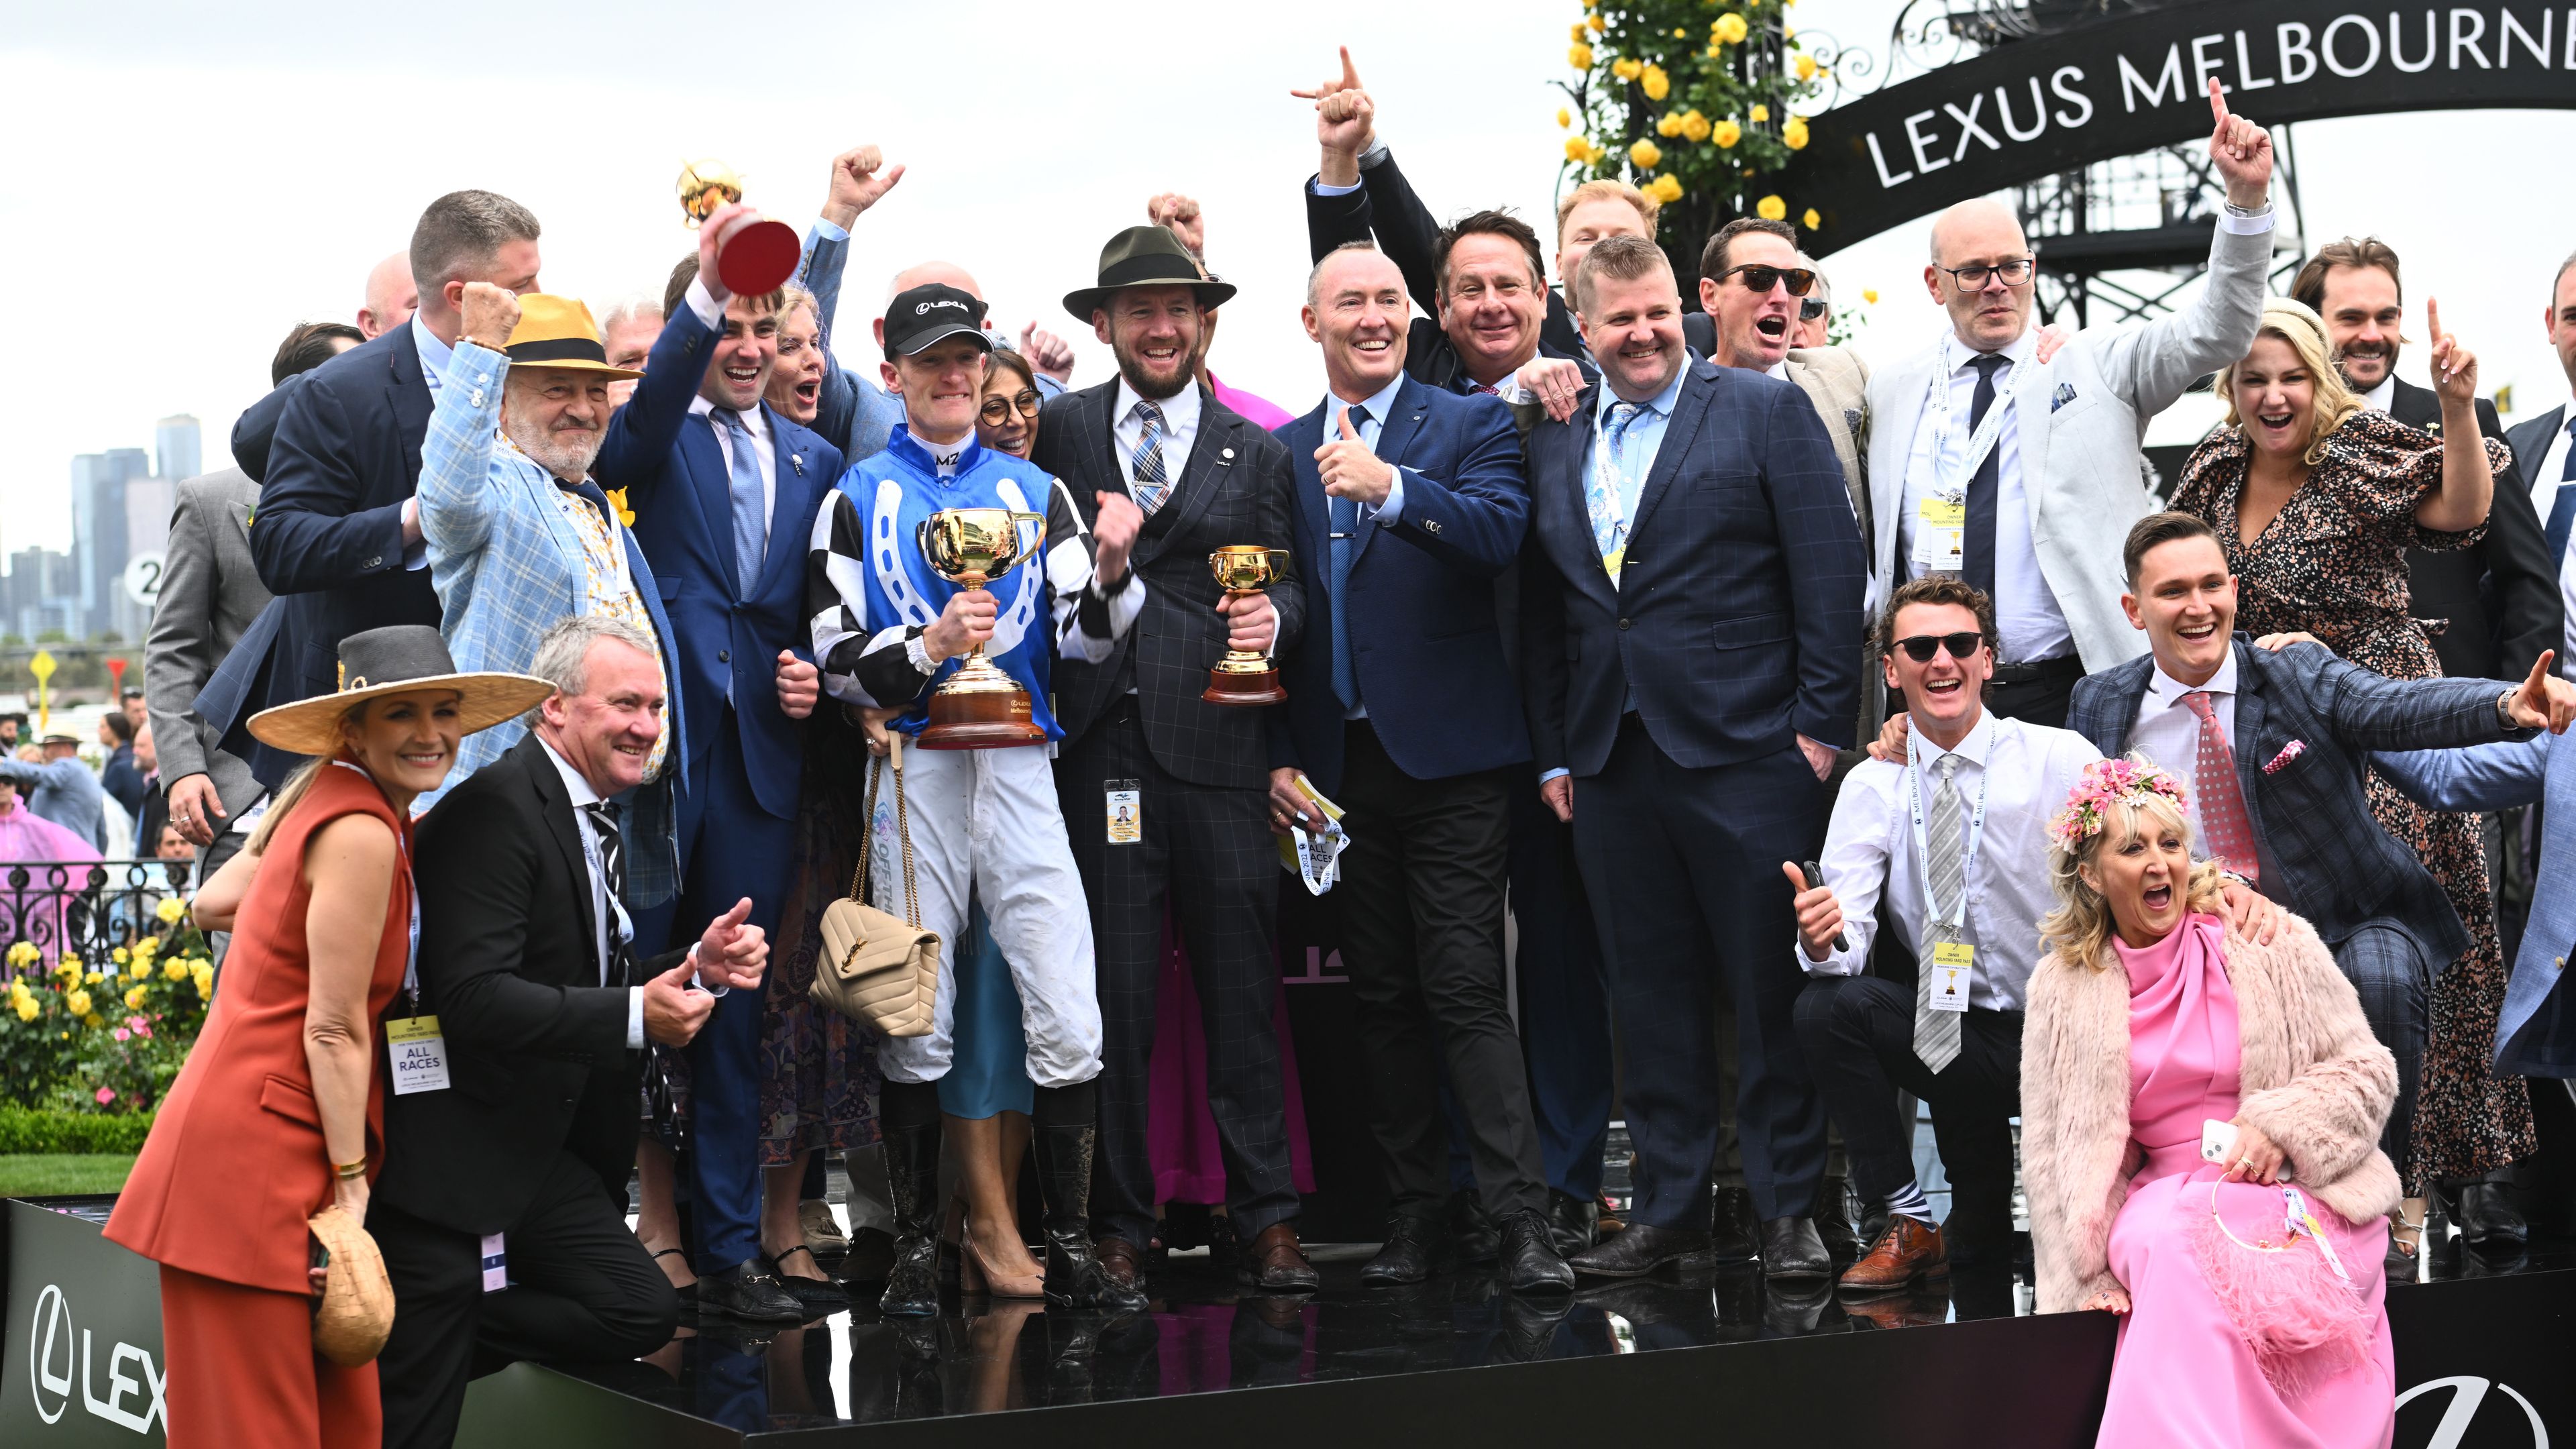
[0,860,193,974]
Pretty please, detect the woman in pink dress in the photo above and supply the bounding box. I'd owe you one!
[2023,758,2399,1448]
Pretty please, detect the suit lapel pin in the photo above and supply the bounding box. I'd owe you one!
[792,453,806,475]
[1222,446,1236,460]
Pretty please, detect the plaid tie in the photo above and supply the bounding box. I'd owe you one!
[1913,754,1966,1073]
[582,801,637,987]
[2182,692,2259,883]
[1129,400,1172,513]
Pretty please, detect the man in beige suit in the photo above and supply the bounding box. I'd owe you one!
[1864,80,2277,727]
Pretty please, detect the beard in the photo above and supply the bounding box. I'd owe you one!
[504,400,604,481]
[1112,328,1203,402]
[2336,343,2393,388]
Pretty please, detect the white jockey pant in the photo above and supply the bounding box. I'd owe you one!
[867,741,1102,1089]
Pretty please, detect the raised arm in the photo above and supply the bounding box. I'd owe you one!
[2290,641,2555,751]
[417,285,521,565]
[2413,301,2496,535]
[1297,48,1382,264]
[596,202,757,503]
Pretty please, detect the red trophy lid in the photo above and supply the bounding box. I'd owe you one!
[716,218,801,297]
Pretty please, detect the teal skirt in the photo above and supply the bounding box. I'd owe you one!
[936,898,1034,1120]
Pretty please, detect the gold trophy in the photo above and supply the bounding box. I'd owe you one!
[1202,545,1292,706]
[675,159,801,297]
[917,509,1051,749]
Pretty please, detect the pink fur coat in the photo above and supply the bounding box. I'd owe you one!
[2019,914,2400,1314]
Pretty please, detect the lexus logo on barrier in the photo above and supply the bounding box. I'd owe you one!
[2397,1376,2550,1449]
[27,1284,164,1434]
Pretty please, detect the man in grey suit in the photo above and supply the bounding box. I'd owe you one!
[1864,81,2277,728]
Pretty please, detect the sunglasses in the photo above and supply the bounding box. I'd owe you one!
[979,390,1042,425]
[1890,631,1986,663]
[1717,263,1819,297]
[1799,297,1828,322]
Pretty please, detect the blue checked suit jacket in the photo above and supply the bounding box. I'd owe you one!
[2067,638,2529,966]
[415,338,688,904]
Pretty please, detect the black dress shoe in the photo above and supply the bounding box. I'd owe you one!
[1496,1207,1576,1294]
[762,1247,852,1313]
[1546,1188,1600,1256]
[698,1258,808,1323]
[2440,1179,2530,1249]
[1758,1217,1832,1281]
[1361,1214,1446,1286]
[1813,1177,1860,1262]
[1448,1189,1501,1265]
[1567,1221,1711,1278]
[1709,1185,1760,1261]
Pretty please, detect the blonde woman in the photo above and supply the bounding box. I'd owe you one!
[2169,294,2523,1267]
[2021,756,2398,1447]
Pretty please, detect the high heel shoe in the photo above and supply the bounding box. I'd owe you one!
[2384,1199,2426,1285]
[961,1219,1047,1299]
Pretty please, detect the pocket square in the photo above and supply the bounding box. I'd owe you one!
[2261,740,2306,775]
[2050,382,2078,413]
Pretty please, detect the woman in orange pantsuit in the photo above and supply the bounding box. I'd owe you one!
[106,627,552,1449]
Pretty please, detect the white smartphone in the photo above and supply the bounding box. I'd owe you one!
[2200,1118,2292,1181]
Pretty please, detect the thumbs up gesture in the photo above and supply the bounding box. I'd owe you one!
[693,896,769,991]
[1315,406,1395,507]
[642,961,714,1046]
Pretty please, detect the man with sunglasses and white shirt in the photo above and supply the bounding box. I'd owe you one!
[1862,80,2278,729]
[1788,576,2280,1293]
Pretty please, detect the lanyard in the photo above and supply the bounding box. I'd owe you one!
[1903,745,1991,937]
[1921,345,2035,500]
[1588,407,1648,558]
[329,760,420,1008]
[574,803,634,983]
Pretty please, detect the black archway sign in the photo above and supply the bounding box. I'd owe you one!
[1784,0,2576,254]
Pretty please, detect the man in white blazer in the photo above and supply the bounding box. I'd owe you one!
[1863,81,2277,728]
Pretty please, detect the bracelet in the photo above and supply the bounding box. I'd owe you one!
[333,1157,368,1181]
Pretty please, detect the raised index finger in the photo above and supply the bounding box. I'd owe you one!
[1338,44,1362,92]
[2425,296,2445,344]
[2206,76,2229,131]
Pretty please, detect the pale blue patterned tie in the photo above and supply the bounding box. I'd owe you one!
[1130,400,1171,513]
[1584,402,1644,585]
[714,408,766,594]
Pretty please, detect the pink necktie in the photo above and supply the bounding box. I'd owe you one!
[1469,382,1499,395]
[2181,692,2258,883]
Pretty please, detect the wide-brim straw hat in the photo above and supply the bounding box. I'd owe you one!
[307,1204,394,1366]
[500,294,643,380]
[248,625,557,757]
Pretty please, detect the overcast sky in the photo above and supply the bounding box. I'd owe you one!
[11,0,2576,552]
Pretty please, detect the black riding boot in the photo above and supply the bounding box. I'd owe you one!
[878,1081,944,1318]
[1032,1081,1148,1312]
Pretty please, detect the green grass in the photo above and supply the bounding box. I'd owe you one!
[0,1152,134,1197]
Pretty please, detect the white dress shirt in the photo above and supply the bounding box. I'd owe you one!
[1111,376,1203,494]
[1803,712,2100,1010]
[2125,647,2241,851]
[683,276,780,531]
[2523,397,2576,678]
[2359,374,2397,414]
[539,737,721,1049]
[1896,327,2074,663]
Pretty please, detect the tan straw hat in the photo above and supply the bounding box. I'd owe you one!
[248,625,556,757]
[306,1204,394,1367]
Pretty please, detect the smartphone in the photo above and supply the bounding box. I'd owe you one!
[1800,861,1850,951]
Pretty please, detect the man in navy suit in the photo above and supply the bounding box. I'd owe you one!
[224,192,543,788]
[1268,244,1569,1293]
[594,203,843,1322]
[1520,235,1866,1282]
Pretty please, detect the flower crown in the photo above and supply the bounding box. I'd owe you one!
[2048,757,2190,849]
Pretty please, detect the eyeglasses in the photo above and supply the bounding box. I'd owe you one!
[1717,264,1818,297]
[1938,258,2035,290]
[1890,631,1986,663]
[979,391,1042,425]
[1798,297,1828,322]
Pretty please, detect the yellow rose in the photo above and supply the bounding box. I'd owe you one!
[65,989,91,1017]
[156,896,186,924]
[1649,174,1686,204]
[127,961,148,981]
[1565,136,1592,162]
[84,1013,103,1030]
[133,934,157,957]
[196,979,213,1002]
[1712,12,1750,44]
[1586,142,1608,164]
[1557,107,1572,129]
[1783,117,1810,150]
[1713,119,1743,148]
[1629,140,1663,170]
[1756,195,1788,221]
[13,997,34,1022]
[163,957,189,982]
[1796,54,1819,80]
[8,941,38,967]
[1611,56,1642,80]
[86,971,103,985]
[124,985,145,1011]
[1656,113,1683,138]
[1641,65,1671,100]
[1571,21,1589,41]
[1803,208,1822,229]
[1863,288,1880,304]
[1750,104,1770,123]
[1570,42,1595,69]
[112,947,129,966]
[1587,11,1606,31]
[1680,111,1713,142]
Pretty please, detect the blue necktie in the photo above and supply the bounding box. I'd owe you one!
[714,409,767,595]
[1962,354,2010,598]
[2544,417,2576,572]
[1330,404,1373,710]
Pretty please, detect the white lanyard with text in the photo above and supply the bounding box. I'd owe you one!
[1903,748,1991,938]
[332,759,447,1095]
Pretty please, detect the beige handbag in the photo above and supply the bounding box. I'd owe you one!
[811,735,941,1036]
[306,1205,394,1367]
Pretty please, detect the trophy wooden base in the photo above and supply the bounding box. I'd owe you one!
[1202,663,1287,707]
[918,684,1048,749]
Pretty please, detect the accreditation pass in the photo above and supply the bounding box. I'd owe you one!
[1106,779,1142,845]
[1928,942,1973,1013]
[1913,492,1966,574]
[385,1015,451,1094]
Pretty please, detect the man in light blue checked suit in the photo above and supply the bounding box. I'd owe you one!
[415,282,689,907]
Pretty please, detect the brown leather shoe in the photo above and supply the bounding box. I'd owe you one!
[1094,1237,1148,1295]
[1238,1222,1320,1291]
[1837,1215,1947,1293]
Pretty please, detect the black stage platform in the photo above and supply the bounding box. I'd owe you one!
[6,1198,2569,1447]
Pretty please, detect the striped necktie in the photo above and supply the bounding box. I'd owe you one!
[1129,400,1172,513]
[582,801,637,989]
[1913,754,1966,1073]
